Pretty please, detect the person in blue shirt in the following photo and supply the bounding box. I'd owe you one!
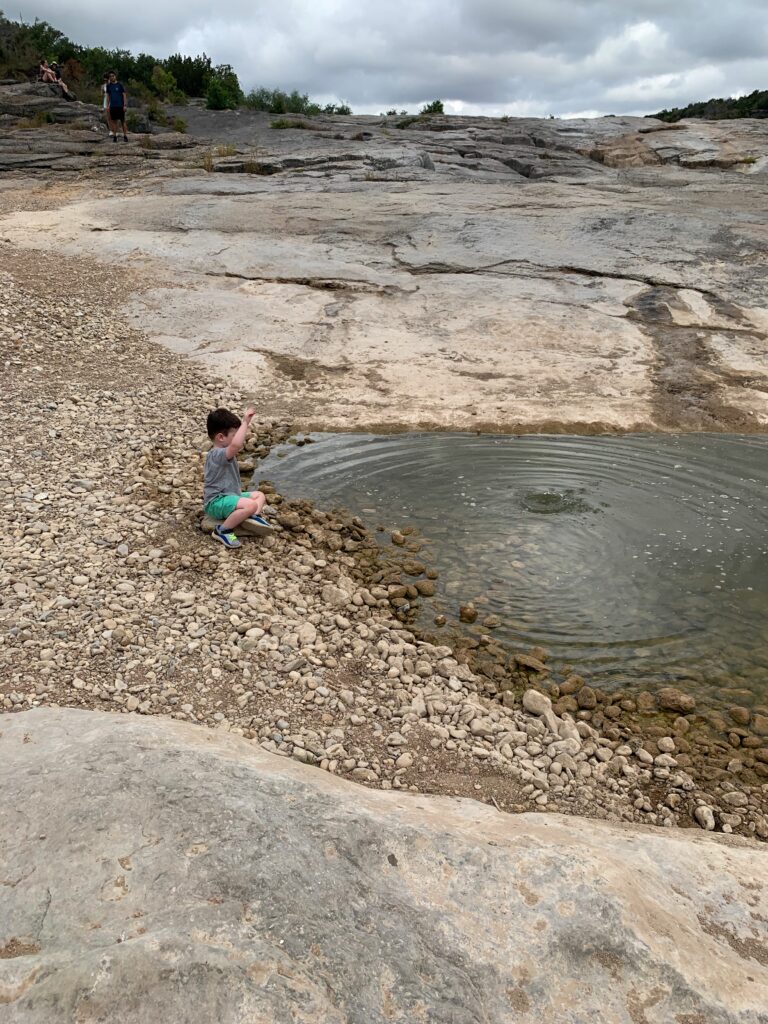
[105,72,128,142]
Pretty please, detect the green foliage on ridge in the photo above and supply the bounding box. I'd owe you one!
[651,88,768,122]
[0,11,353,117]
[245,86,351,116]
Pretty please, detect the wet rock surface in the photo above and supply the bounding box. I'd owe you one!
[1,707,767,1024]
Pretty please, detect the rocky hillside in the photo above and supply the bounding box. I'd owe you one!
[2,81,768,433]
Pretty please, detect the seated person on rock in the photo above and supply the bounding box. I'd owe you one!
[204,407,268,550]
[38,59,74,99]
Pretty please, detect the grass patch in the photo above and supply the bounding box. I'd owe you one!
[739,154,758,164]
[214,143,236,156]
[242,160,272,174]
[200,149,215,171]
[172,117,188,134]
[270,118,311,129]
[16,110,55,130]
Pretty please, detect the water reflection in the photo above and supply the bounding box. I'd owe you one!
[256,433,768,704]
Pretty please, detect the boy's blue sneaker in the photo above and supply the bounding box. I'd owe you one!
[213,524,241,549]
[249,514,270,526]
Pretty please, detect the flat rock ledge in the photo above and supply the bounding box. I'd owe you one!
[1,709,767,1023]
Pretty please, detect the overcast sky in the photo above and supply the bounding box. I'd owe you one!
[13,0,768,117]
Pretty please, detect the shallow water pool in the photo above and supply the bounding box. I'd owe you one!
[257,432,768,705]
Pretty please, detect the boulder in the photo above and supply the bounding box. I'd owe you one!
[656,687,697,714]
[1,708,767,1023]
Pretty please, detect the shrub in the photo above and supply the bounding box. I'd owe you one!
[206,77,230,110]
[150,64,185,103]
[270,118,311,129]
[200,149,215,171]
[420,99,444,115]
[246,87,352,116]
[214,143,236,156]
[17,110,55,129]
[206,64,242,109]
[172,116,187,133]
[126,111,143,132]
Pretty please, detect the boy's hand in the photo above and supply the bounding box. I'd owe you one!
[243,407,256,425]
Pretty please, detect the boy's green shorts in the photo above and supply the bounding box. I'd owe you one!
[205,492,253,521]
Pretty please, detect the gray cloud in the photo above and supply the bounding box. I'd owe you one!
[14,0,768,116]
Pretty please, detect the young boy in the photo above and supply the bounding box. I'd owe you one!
[204,407,268,549]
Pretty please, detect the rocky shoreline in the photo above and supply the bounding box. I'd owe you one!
[2,243,767,843]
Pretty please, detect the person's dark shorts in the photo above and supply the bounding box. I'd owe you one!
[109,106,125,123]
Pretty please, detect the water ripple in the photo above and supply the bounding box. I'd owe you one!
[257,433,768,702]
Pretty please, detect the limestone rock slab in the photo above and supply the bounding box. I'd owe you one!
[1,708,766,1023]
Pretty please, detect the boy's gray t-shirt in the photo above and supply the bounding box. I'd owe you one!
[203,447,242,506]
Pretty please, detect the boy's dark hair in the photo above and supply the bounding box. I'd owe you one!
[207,407,241,439]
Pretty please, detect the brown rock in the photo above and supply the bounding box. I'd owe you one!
[391,532,406,546]
[414,579,436,597]
[554,696,579,715]
[656,688,696,714]
[514,652,549,674]
[459,604,478,623]
[637,691,656,714]
[577,686,597,710]
[753,748,768,763]
[560,675,584,696]
[277,510,302,531]
[433,614,447,627]
[752,714,768,737]
[728,706,751,727]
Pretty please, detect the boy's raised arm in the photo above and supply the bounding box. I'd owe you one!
[225,407,256,460]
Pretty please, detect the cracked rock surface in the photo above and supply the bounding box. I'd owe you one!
[1,707,767,1024]
[1,98,767,432]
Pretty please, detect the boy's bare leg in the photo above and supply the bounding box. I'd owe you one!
[220,492,266,532]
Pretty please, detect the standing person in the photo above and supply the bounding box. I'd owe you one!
[101,72,110,128]
[105,71,128,142]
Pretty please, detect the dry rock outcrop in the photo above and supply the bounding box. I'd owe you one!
[1,707,767,1024]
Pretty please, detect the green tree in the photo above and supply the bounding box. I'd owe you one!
[207,63,243,108]
[420,99,444,115]
[150,64,184,103]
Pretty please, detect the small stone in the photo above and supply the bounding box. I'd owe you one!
[722,791,748,808]
[459,603,478,623]
[694,805,715,831]
[395,753,413,769]
[385,732,407,746]
[321,584,349,609]
[728,706,751,727]
[752,714,768,737]
[522,689,551,716]
[657,737,676,753]
[577,686,597,710]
